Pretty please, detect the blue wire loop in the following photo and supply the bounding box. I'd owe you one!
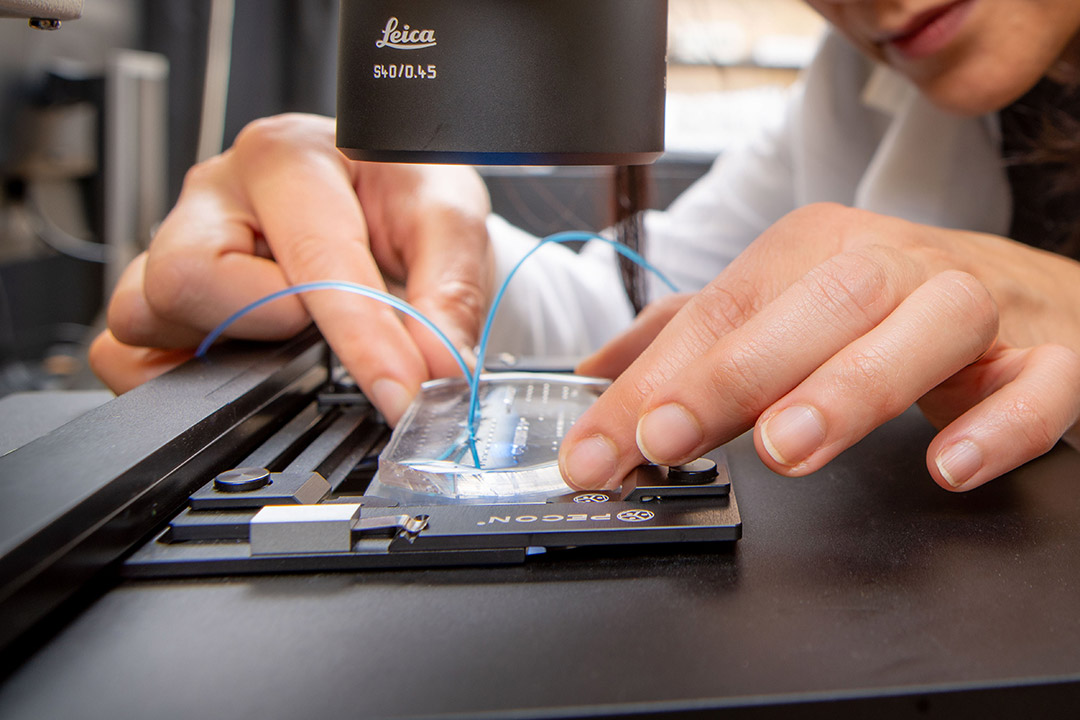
[195,232,679,471]
[194,281,475,384]
[467,232,678,438]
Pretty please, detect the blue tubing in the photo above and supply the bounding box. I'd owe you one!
[466,232,679,438]
[195,281,475,386]
[195,234,679,470]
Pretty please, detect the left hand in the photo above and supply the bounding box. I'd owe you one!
[561,203,1080,493]
[89,114,493,425]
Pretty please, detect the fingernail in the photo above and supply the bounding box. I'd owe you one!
[636,403,704,465]
[562,435,619,489]
[371,378,414,426]
[760,405,827,467]
[935,439,983,488]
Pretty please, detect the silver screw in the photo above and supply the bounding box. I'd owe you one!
[29,18,62,31]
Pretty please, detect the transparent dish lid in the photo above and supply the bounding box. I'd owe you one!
[376,373,609,502]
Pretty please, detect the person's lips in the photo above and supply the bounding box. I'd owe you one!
[876,0,977,61]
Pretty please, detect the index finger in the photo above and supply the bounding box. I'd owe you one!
[557,265,779,489]
[558,242,924,489]
[234,115,429,425]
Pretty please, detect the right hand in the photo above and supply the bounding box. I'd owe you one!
[89,113,494,425]
[563,204,1080,494]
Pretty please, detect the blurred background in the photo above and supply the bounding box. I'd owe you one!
[0,0,824,398]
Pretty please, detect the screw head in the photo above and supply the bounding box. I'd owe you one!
[666,457,718,485]
[214,467,272,493]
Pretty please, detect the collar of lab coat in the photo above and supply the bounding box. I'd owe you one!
[851,52,1011,236]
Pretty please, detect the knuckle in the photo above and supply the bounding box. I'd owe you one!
[233,114,312,151]
[695,281,761,335]
[432,279,489,334]
[802,249,898,327]
[278,232,332,281]
[707,344,772,419]
[142,251,204,323]
[178,156,224,194]
[1007,394,1059,456]
[106,295,145,346]
[237,120,287,156]
[932,270,999,341]
[231,114,335,167]
[836,347,905,416]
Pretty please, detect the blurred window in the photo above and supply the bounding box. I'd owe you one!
[666,0,826,154]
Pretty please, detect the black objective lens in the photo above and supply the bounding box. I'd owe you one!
[337,0,668,165]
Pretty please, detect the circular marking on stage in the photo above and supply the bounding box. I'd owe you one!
[616,509,655,522]
[573,493,611,504]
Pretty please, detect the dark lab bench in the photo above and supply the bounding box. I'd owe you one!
[1,404,1079,719]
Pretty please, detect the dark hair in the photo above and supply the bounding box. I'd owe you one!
[1002,61,1080,256]
[1025,71,1080,188]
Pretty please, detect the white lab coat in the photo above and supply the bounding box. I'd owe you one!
[484,32,1012,358]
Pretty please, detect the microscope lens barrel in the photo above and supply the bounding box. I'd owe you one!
[337,0,668,166]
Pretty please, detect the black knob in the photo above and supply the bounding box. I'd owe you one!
[667,458,718,486]
[214,467,271,493]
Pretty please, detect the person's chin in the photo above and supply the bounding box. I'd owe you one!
[918,81,1015,117]
[907,58,1044,117]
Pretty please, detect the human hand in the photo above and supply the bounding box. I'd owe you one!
[563,203,1080,492]
[90,113,493,425]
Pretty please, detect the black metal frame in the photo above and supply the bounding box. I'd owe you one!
[0,331,740,654]
[0,329,328,651]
